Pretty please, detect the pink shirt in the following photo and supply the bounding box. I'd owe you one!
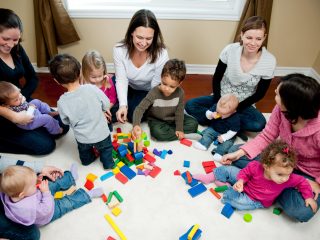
[241,105,320,184]
[238,161,313,207]
[100,74,117,105]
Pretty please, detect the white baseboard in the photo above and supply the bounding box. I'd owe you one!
[32,63,320,81]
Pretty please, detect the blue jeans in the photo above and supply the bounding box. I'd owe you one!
[0,114,69,155]
[214,166,264,210]
[127,86,148,123]
[49,171,91,222]
[77,135,114,169]
[185,95,266,132]
[227,144,320,221]
[199,127,235,155]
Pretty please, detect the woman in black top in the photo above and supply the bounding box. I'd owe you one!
[0,8,68,155]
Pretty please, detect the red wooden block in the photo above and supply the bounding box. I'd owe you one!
[115,172,128,184]
[101,194,108,202]
[149,166,161,178]
[126,153,135,162]
[204,166,215,174]
[143,153,156,163]
[112,142,119,150]
[186,171,192,184]
[107,236,116,240]
[202,161,216,168]
[116,127,122,133]
[174,170,181,176]
[180,138,192,147]
[84,179,94,190]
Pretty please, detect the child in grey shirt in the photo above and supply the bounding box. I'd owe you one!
[49,54,114,169]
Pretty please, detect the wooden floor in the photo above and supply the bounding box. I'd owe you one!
[32,73,278,113]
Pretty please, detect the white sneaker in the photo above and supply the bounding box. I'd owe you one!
[193,141,207,151]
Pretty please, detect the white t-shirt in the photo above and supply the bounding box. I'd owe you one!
[113,44,169,106]
[220,42,276,102]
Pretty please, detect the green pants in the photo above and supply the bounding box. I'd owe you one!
[148,115,198,141]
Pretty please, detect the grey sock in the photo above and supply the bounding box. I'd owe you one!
[70,163,78,181]
[88,188,104,198]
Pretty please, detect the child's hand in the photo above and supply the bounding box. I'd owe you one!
[48,111,59,117]
[212,111,221,119]
[39,180,49,193]
[105,110,112,122]
[175,131,185,140]
[305,198,318,213]
[217,135,224,143]
[132,125,142,140]
[233,179,244,192]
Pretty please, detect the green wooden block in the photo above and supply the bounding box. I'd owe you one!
[134,158,144,165]
[214,185,228,192]
[273,207,282,215]
[113,190,123,203]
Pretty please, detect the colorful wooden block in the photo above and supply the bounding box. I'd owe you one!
[86,173,98,182]
[54,191,63,199]
[100,172,114,181]
[84,179,94,190]
[174,170,181,176]
[115,172,128,184]
[188,224,200,240]
[188,183,207,198]
[111,206,122,216]
[104,214,127,240]
[183,160,190,168]
[209,188,221,199]
[113,191,123,203]
[221,203,234,219]
[120,165,136,180]
[181,172,199,187]
[214,185,228,192]
[180,138,192,147]
[143,153,156,163]
[149,166,161,178]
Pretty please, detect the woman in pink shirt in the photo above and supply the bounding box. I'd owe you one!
[221,73,320,222]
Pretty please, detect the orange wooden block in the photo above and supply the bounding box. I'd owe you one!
[101,193,108,203]
[209,188,221,199]
[186,171,192,183]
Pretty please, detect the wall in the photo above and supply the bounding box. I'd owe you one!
[1,0,319,73]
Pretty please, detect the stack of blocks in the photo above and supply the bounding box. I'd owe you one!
[179,224,202,240]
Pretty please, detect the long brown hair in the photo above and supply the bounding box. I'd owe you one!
[118,9,166,63]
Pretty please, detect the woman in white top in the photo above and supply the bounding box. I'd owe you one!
[113,9,169,123]
[185,16,276,139]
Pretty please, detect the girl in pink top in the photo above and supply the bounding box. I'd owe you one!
[82,50,119,125]
[221,73,320,221]
[194,140,317,211]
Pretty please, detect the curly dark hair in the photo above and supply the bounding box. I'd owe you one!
[261,140,297,168]
[161,59,186,83]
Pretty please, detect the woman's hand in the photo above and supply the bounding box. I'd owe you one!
[104,109,112,123]
[220,149,246,165]
[40,166,64,181]
[305,198,318,213]
[14,111,34,125]
[116,106,128,123]
[307,179,320,200]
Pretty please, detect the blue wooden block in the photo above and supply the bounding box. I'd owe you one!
[120,165,136,180]
[153,148,161,156]
[188,183,207,198]
[118,144,127,152]
[183,160,190,168]
[179,226,193,240]
[100,172,114,181]
[181,172,198,187]
[127,142,134,152]
[221,203,234,219]
[160,150,168,159]
[193,229,202,240]
[119,149,128,157]
[133,151,143,160]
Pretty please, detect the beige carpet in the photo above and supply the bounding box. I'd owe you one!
[3,116,320,240]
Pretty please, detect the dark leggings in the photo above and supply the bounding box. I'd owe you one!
[0,115,69,155]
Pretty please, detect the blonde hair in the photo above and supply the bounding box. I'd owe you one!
[0,81,20,105]
[218,94,239,112]
[81,50,110,88]
[0,165,36,198]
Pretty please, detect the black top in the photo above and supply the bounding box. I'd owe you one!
[212,59,271,111]
[0,45,38,100]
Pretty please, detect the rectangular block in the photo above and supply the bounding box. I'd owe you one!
[180,138,192,147]
[188,183,207,198]
[181,172,198,187]
[149,166,161,178]
[100,172,114,181]
[115,172,128,184]
[143,153,156,163]
[120,165,136,180]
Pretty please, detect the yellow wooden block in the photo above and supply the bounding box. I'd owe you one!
[136,164,144,170]
[86,173,98,182]
[112,167,120,174]
[188,224,200,240]
[104,214,127,240]
[111,206,122,216]
[63,185,77,196]
[54,191,64,199]
[117,162,125,168]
